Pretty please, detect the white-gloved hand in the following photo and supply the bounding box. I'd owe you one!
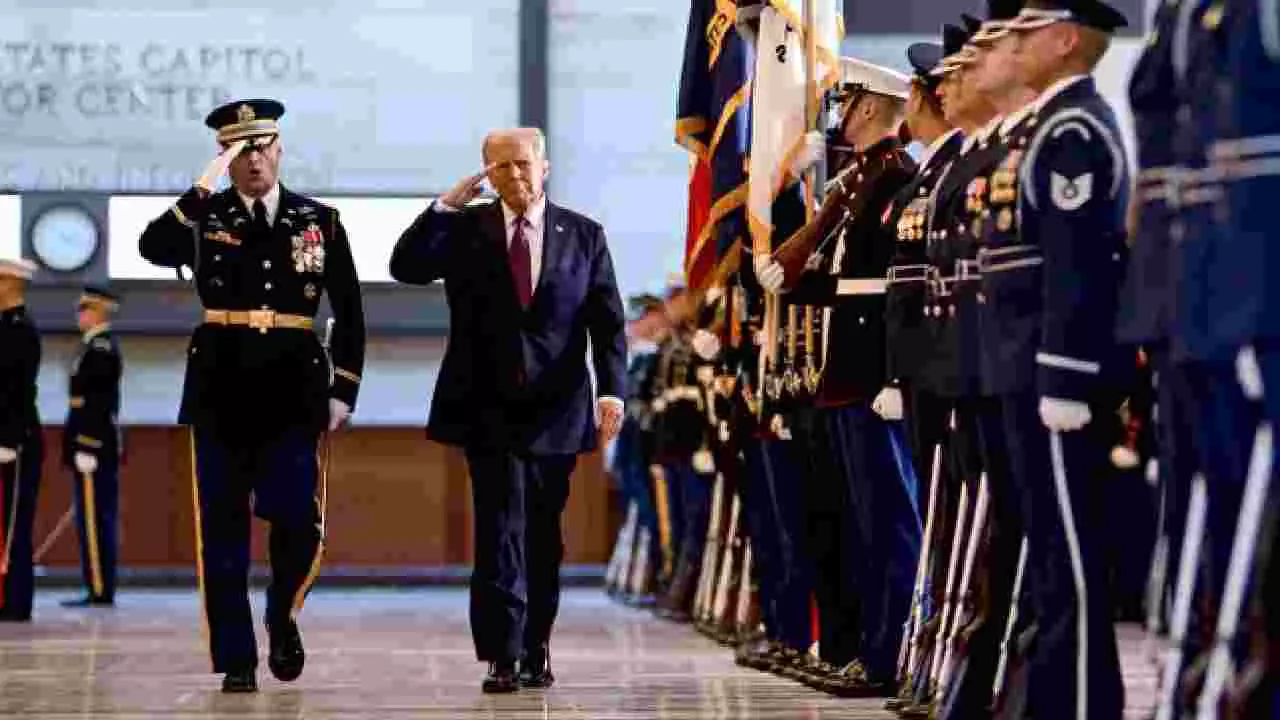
[0,447,15,464]
[196,139,247,193]
[1038,396,1092,432]
[328,399,352,432]
[1237,345,1265,401]
[74,452,98,474]
[789,130,826,179]
[756,259,786,293]
[692,329,721,361]
[872,387,904,421]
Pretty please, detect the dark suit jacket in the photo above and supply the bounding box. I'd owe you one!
[389,199,626,455]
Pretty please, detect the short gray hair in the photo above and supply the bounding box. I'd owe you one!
[482,127,547,161]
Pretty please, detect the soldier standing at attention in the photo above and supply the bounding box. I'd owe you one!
[61,285,124,609]
[139,98,367,694]
[0,255,42,623]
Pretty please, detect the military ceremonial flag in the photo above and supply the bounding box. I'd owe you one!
[745,0,841,258]
[676,0,753,290]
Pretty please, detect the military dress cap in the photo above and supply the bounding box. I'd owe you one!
[933,23,976,76]
[79,284,120,309]
[1011,0,1129,32]
[628,293,665,319]
[837,56,912,101]
[0,255,36,280]
[205,98,285,146]
[972,0,1026,43]
[907,42,945,88]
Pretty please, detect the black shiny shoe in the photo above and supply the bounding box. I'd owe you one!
[519,646,555,689]
[267,618,305,682]
[482,661,520,694]
[60,596,114,608]
[221,669,258,693]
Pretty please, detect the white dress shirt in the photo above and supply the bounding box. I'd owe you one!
[239,182,282,226]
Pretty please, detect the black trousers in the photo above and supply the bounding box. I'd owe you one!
[465,449,577,664]
[72,458,119,602]
[0,436,41,620]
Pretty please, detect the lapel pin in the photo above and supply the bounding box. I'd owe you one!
[555,224,564,232]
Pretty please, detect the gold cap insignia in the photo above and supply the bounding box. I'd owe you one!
[236,104,256,123]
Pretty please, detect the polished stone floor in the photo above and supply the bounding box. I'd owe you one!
[0,588,1158,718]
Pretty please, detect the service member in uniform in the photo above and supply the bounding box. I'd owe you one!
[0,256,42,623]
[61,285,124,608]
[758,56,921,696]
[974,3,1132,717]
[139,98,367,693]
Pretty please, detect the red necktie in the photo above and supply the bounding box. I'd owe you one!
[509,216,532,308]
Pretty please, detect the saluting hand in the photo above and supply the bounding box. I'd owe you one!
[197,139,247,194]
[439,165,496,209]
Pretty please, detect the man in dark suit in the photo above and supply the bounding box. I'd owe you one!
[139,98,366,693]
[61,285,124,608]
[390,127,626,694]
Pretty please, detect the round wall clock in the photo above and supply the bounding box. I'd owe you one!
[30,204,100,272]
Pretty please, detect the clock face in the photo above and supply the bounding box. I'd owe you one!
[31,205,99,272]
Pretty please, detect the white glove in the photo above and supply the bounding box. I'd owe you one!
[789,130,825,179]
[328,399,352,432]
[1038,397,1092,433]
[872,387,904,421]
[0,447,15,464]
[196,139,247,193]
[74,452,98,474]
[1237,345,1265,401]
[756,258,786,293]
[692,329,721,361]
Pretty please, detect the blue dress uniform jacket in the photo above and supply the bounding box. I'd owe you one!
[390,200,627,456]
[1115,0,1185,347]
[139,185,366,437]
[885,130,964,384]
[917,124,1012,399]
[978,77,1131,402]
[0,305,42,620]
[63,328,121,466]
[786,136,918,407]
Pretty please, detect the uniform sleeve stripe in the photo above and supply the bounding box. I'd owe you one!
[171,204,192,226]
[76,435,104,449]
[1021,107,1125,210]
[1211,134,1280,161]
[1036,352,1101,375]
[335,368,361,384]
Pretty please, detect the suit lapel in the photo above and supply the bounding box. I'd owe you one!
[534,203,567,304]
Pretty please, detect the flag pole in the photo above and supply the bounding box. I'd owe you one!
[799,0,820,393]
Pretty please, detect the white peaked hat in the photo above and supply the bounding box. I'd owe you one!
[0,256,35,280]
[839,57,911,101]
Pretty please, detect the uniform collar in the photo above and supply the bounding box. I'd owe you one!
[1033,74,1090,113]
[919,128,962,169]
[82,323,111,342]
[501,194,548,230]
[237,182,282,225]
[962,115,1004,154]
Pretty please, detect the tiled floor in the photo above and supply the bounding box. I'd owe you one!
[0,588,1159,718]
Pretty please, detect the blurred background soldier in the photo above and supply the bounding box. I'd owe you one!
[139,98,367,693]
[0,255,42,623]
[61,285,123,609]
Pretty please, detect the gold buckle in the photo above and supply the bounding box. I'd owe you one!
[247,309,276,330]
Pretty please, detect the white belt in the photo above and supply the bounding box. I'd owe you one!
[836,278,888,296]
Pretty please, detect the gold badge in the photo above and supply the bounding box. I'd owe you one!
[236,104,256,122]
[997,208,1014,232]
[304,283,318,300]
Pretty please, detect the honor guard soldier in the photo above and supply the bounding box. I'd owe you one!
[0,256,42,623]
[972,3,1132,717]
[758,56,920,697]
[62,285,123,608]
[139,98,367,693]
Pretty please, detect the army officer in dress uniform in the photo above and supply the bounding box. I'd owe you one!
[61,285,123,608]
[0,256,42,623]
[139,99,367,694]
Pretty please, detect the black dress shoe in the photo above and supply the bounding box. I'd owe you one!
[267,618,305,682]
[221,669,258,693]
[482,661,520,694]
[0,611,31,623]
[60,596,114,608]
[518,646,555,689]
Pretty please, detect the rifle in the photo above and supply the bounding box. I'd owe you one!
[694,472,726,631]
[733,539,757,644]
[606,501,639,597]
[711,489,743,641]
[895,443,944,688]
[1154,474,1208,720]
[1197,422,1274,717]
[935,472,991,705]
[924,477,971,700]
[990,536,1029,715]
